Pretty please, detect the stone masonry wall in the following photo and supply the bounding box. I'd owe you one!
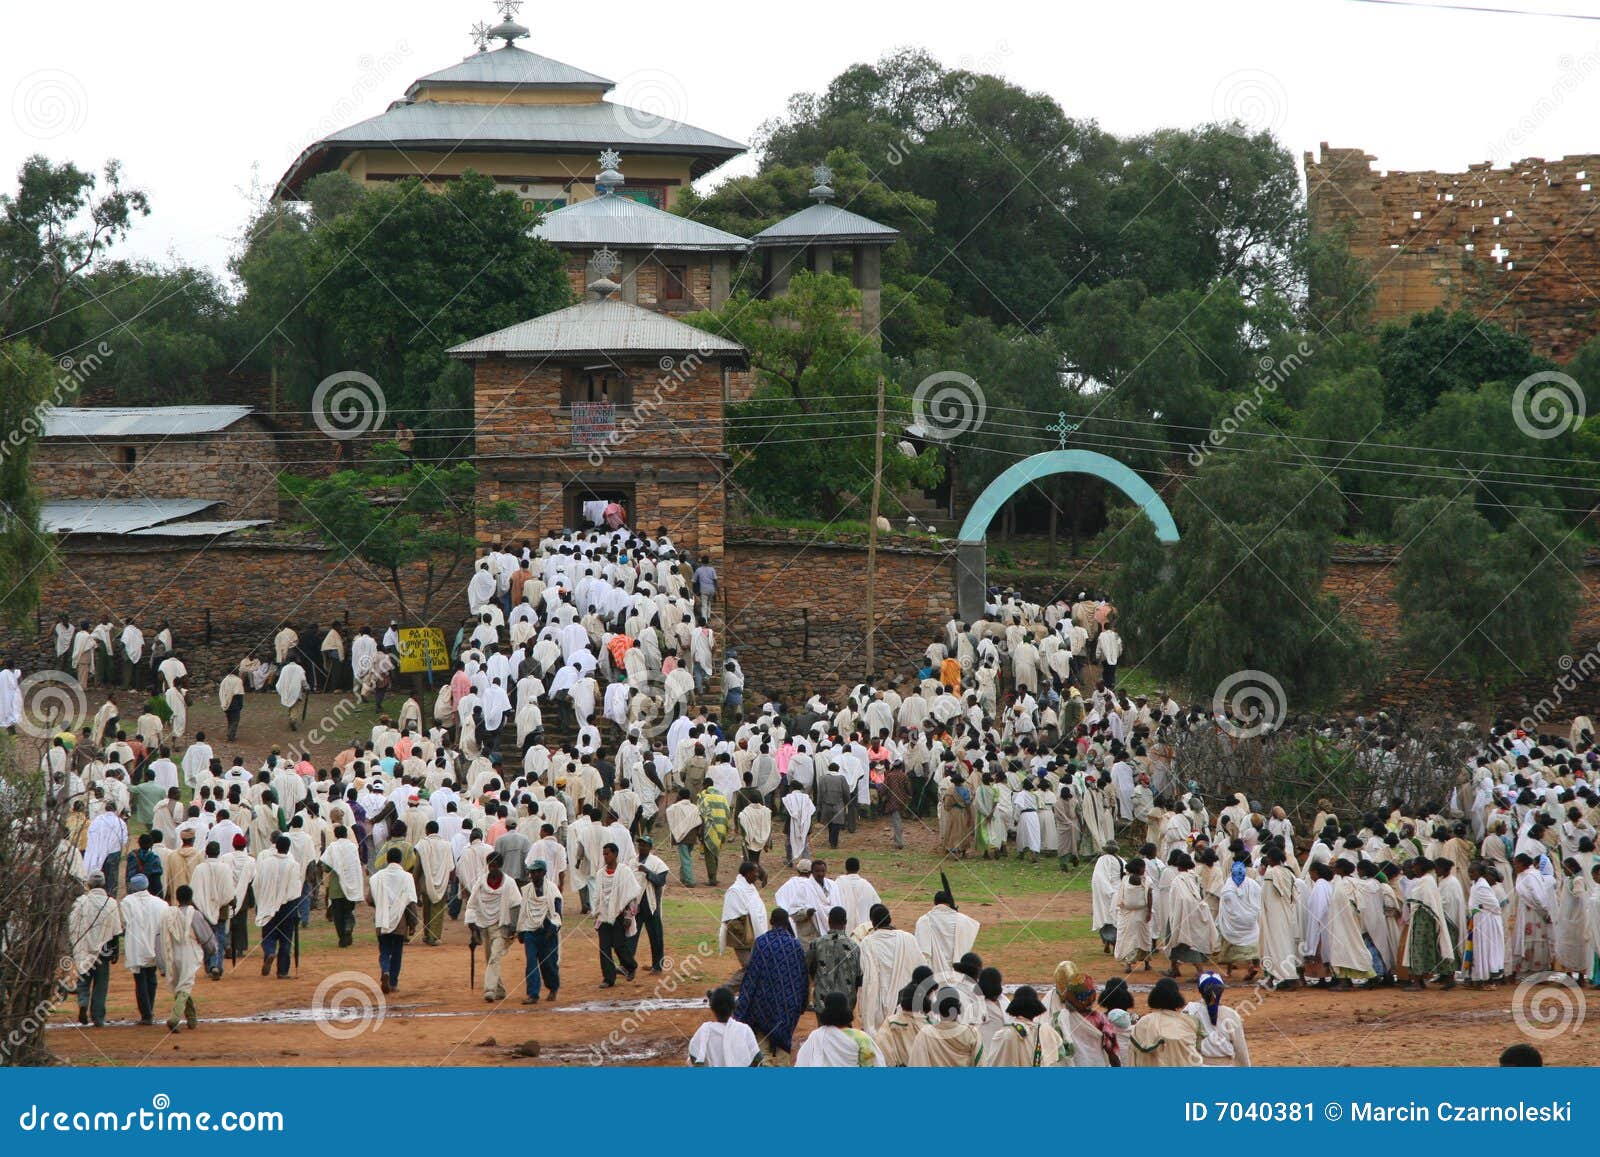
[34,416,283,520]
[1306,144,1600,360]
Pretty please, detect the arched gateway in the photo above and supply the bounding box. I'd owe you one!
[953,449,1179,621]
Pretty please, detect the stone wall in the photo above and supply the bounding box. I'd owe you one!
[35,416,283,520]
[1306,144,1600,360]
[721,527,958,705]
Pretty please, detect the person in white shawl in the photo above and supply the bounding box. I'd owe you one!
[835,858,881,931]
[276,660,308,730]
[1258,848,1302,989]
[1400,859,1457,988]
[914,892,980,970]
[68,874,123,1027]
[719,862,769,986]
[1465,862,1506,983]
[1215,863,1261,978]
[120,875,166,1025]
[856,904,925,1032]
[780,785,816,865]
[160,884,217,1031]
[795,991,885,1067]
[413,822,455,945]
[252,835,305,979]
[687,988,763,1067]
[320,829,365,948]
[1327,862,1376,986]
[1090,844,1123,954]
[1162,854,1219,975]
[370,846,419,992]
[0,663,20,729]
[737,798,773,862]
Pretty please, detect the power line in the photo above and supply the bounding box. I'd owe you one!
[1346,0,1600,19]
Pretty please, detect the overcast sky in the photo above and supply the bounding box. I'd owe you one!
[6,0,1600,278]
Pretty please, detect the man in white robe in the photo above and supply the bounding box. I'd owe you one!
[914,893,980,971]
[276,661,308,730]
[834,858,882,931]
[856,905,924,1031]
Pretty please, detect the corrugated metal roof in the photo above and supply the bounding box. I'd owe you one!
[533,194,749,251]
[321,100,745,157]
[39,499,221,535]
[448,297,745,358]
[126,519,272,538]
[42,406,255,438]
[406,45,613,95]
[751,202,900,246]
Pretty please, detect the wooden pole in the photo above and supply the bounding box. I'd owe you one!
[864,374,886,679]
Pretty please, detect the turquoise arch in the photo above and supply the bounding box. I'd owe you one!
[956,449,1179,544]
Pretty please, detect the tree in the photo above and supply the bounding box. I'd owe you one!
[1103,454,1372,708]
[301,172,570,456]
[685,271,939,518]
[0,156,149,345]
[1376,309,1549,424]
[1392,496,1579,706]
[287,450,514,625]
[0,339,58,626]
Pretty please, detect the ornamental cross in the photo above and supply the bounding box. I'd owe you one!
[590,247,621,280]
[470,21,492,51]
[1048,411,1079,450]
[496,0,523,20]
[598,148,623,173]
[812,163,833,188]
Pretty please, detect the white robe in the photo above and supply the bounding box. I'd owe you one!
[914,905,980,969]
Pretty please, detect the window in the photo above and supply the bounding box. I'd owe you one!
[562,364,631,408]
[119,447,137,472]
[661,263,687,302]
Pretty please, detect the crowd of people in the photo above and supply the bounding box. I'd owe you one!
[15,531,1600,1066]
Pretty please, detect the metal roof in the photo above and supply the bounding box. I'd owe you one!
[751,202,901,247]
[406,45,613,96]
[533,194,749,251]
[127,519,272,538]
[39,499,221,536]
[278,101,745,197]
[42,405,255,438]
[448,297,745,359]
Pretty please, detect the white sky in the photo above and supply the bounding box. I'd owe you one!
[6,0,1600,278]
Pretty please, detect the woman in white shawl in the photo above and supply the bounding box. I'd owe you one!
[1161,851,1218,977]
[1465,861,1506,984]
[1258,846,1303,990]
[1184,972,1251,1066]
[1215,862,1261,980]
[794,992,884,1067]
[1090,844,1123,954]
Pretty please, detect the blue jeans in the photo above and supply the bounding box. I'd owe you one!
[297,882,312,926]
[261,903,296,977]
[377,932,405,986]
[519,926,560,998]
[206,920,226,975]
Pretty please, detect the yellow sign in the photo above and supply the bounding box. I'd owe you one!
[396,627,449,674]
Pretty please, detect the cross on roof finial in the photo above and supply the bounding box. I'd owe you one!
[588,247,622,294]
[1047,411,1080,450]
[809,163,835,203]
[470,21,492,51]
[496,0,523,20]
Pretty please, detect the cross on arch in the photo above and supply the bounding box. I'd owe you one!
[1047,411,1079,450]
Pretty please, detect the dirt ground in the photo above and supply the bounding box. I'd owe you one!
[46,692,1596,1068]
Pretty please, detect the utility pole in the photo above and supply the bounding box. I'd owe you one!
[864,373,886,679]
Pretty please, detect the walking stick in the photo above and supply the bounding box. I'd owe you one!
[469,925,480,990]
